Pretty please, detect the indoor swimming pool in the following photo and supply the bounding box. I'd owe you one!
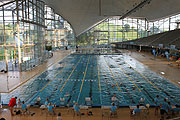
[1,54,180,107]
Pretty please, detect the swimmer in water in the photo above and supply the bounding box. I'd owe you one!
[111,93,117,102]
[112,84,116,88]
[132,87,135,90]
[65,93,70,97]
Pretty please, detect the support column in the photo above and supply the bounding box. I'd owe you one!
[145,18,147,37]
[3,6,8,72]
[153,23,154,35]
[11,48,14,70]
[55,29,57,47]
[169,17,171,31]
[4,49,8,71]
[22,0,26,71]
[14,48,16,67]
[12,8,17,67]
[147,19,149,37]
[16,0,22,71]
[137,19,139,39]
[0,93,1,105]
[108,19,110,45]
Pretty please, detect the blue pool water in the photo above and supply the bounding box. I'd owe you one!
[2,54,180,107]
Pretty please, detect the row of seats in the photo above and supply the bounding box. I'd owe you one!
[118,29,180,49]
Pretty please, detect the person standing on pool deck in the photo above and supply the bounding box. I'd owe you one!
[48,103,56,115]
[110,103,117,112]
[8,96,17,116]
[152,48,156,59]
[111,93,117,102]
[45,98,49,106]
[73,103,80,116]
[153,95,160,115]
[17,98,22,108]
[21,101,27,114]
[36,96,41,106]
[57,112,62,120]
[112,93,118,105]
[73,103,80,112]
[165,50,169,62]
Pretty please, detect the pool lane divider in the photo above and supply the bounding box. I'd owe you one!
[60,56,83,92]
[96,56,102,105]
[40,68,64,92]
[104,58,122,92]
[66,57,85,104]
[123,60,176,104]
[113,59,142,93]
[25,67,65,103]
[26,55,80,103]
[104,56,127,104]
[77,56,90,103]
[119,58,176,105]
[123,71,152,104]
[112,57,177,105]
[124,61,160,91]
[106,57,152,104]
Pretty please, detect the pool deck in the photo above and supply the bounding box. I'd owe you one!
[0,107,164,120]
[123,50,180,86]
[0,50,72,93]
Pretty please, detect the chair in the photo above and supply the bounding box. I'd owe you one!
[110,111,118,118]
[40,105,48,115]
[21,105,31,115]
[101,106,111,120]
[132,112,142,120]
[73,111,81,120]
[60,98,65,106]
[85,97,92,106]
[143,104,150,120]
[67,104,70,113]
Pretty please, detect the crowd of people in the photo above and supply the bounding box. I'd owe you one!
[7,96,62,120]
[5,94,180,120]
[110,93,180,120]
[152,48,180,65]
[153,95,180,120]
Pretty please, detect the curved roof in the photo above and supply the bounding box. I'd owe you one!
[34,0,180,36]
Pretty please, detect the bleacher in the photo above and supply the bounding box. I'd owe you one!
[136,32,167,46]
[115,29,180,49]
[150,29,180,47]
[170,37,180,49]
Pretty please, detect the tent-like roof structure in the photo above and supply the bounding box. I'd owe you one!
[3,0,179,36]
[43,0,180,36]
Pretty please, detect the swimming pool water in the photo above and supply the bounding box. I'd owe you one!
[2,54,180,107]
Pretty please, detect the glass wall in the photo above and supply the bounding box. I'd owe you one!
[0,0,46,71]
[45,5,75,50]
[0,0,75,72]
[77,17,149,46]
[77,14,180,46]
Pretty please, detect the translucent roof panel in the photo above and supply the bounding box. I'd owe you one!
[1,0,180,36]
